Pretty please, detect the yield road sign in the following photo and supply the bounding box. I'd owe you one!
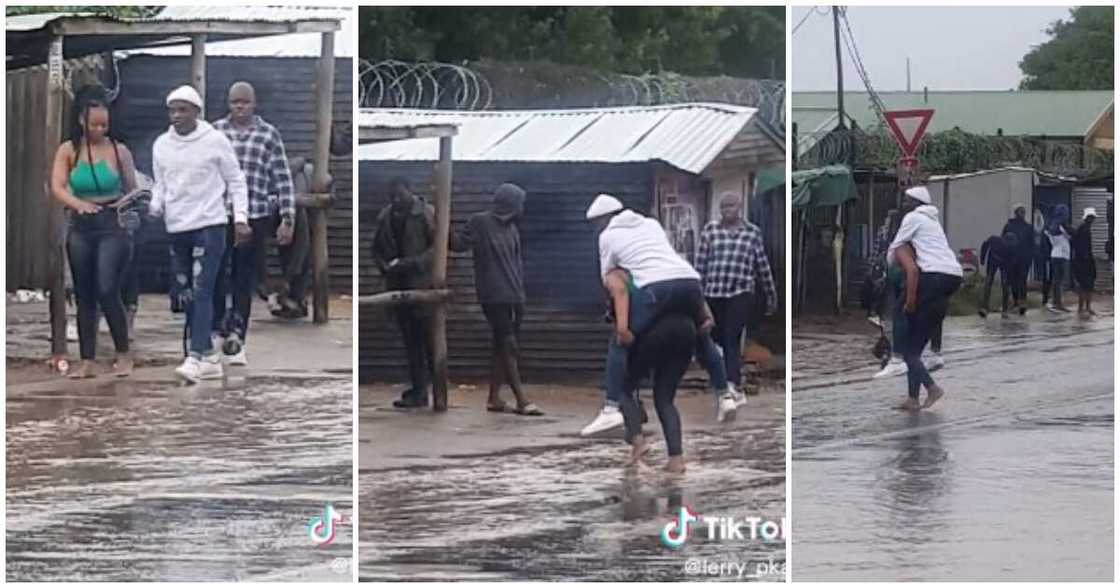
[883,109,934,157]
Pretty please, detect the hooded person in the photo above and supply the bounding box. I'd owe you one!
[150,84,250,384]
[1000,203,1035,313]
[1071,207,1098,315]
[1045,204,1073,312]
[886,185,963,412]
[978,231,1019,317]
[450,182,542,415]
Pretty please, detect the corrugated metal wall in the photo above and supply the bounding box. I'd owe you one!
[358,161,653,384]
[1072,186,1115,289]
[113,55,353,292]
[6,59,103,290]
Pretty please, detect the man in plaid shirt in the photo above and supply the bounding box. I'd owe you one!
[211,81,296,366]
[695,193,778,392]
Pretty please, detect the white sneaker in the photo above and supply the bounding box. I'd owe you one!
[211,332,225,352]
[925,353,945,372]
[66,322,79,342]
[580,405,624,436]
[727,383,747,406]
[867,315,882,328]
[873,357,908,379]
[225,347,248,367]
[1046,304,1059,313]
[175,354,223,384]
[717,393,738,423]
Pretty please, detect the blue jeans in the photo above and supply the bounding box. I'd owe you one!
[169,224,227,358]
[603,278,728,405]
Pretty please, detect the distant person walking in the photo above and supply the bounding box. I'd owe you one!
[977,231,1019,318]
[1045,204,1072,313]
[1001,203,1035,314]
[1071,207,1098,316]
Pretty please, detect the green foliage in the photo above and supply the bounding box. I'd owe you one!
[1019,6,1114,90]
[5,5,161,18]
[359,6,785,78]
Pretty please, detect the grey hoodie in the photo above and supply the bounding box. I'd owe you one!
[451,183,526,304]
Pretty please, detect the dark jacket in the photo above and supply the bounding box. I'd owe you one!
[980,234,1018,271]
[370,197,435,291]
[450,183,526,304]
[1000,217,1035,263]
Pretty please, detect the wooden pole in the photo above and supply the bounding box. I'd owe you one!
[190,35,206,117]
[358,289,449,308]
[46,32,67,364]
[429,136,453,412]
[309,31,336,324]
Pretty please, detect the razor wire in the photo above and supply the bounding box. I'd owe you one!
[359,59,786,127]
[798,127,1114,178]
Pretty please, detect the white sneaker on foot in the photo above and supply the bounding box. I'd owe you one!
[175,354,223,383]
[580,405,624,436]
[717,393,738,423]
[225,347,248,367]
[873,357,908,379]
[728,383,747,407]
[925,352,945,372]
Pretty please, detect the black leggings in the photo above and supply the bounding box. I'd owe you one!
[67,210,132,360]
[902,273,962,399]
[621,317,695,457]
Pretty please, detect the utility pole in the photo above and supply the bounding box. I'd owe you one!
[906,57,912,92]
[833,5,845,129]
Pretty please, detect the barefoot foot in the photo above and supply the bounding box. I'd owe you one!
[113,355,134,378]
[923,384,945,409]
[665,455,687,475]
[68,360,96,379]
[896,398,921,412]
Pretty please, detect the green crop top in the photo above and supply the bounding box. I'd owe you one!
[70,151,122,200]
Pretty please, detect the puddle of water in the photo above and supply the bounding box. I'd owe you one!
[6,379,353,582]
[359,427,786,581]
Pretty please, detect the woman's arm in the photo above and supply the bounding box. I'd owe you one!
[894,243,920,313]
[604,269,633,346]
[50,142,100,214]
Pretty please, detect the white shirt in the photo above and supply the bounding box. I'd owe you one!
[887,205,964,277]
[598,210,699,288]
[1048,227,1071,259]
[151,120,249,234]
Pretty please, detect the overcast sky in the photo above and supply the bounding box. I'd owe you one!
[792,6,1076,91]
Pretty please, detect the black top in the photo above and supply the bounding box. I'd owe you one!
[452,183,527,305]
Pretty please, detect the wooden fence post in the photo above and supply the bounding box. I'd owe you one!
[46,32,67,363]
[310,31,336,324]
[429,136,453,411]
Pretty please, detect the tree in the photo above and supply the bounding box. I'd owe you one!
[359,6,785,79]
[1019,6,1114,90]
[5,6,161,18]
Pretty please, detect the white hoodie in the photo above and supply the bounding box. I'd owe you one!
[151,120,248,234]
[598,210,700,288]
[887,205,963,277]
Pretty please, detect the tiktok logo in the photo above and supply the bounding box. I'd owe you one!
[308,503,344,547]
[660,505,700,549]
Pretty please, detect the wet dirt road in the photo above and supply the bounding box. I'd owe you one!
[358,384,786,581]
[792,311,1114,581]
[5,372,353,581]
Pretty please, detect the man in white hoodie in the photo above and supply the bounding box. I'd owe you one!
[581,194,738,436]
[151,85,250,383]
[886,186,963,411]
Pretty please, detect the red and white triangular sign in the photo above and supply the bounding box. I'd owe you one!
[883,109,934,157]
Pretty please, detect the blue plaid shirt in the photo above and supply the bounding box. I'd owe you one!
[696,219,778,311]
[214,116,295,221]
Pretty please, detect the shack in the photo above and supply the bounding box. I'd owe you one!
[358,103,785,383]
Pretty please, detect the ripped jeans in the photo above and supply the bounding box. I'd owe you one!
[169,224,227,358]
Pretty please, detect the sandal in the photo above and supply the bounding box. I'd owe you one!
[486,401,514,413]
[515,403,545,416]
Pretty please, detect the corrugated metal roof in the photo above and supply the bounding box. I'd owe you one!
[6,12,92,31]
[357,103,759,175]
[121,6,353,58]
[793,90,1114,137]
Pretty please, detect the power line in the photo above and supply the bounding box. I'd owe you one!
[838,7,888,122]
[792,6,832,36]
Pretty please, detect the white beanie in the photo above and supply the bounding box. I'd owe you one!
[905,186,931,205]
[166,85,203,109]
[586,193,623,220]
[1083,207,1097,220]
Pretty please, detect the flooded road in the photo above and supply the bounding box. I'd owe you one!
[6,374,353,581]
[792,312,1114,581]
[358,384,786,581]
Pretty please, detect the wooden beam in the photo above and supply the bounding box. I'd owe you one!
[294,192,333,209]
[358,289,450,307]
[190,35,206,117]
[358,125,458,143]
[429,136,453,412]
[309,31,336,325]
[45,34,67,364]
[56,18,340,36]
